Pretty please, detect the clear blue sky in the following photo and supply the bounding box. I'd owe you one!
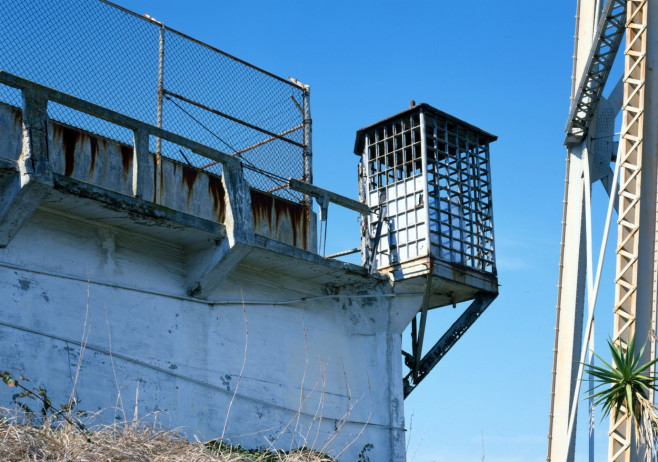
[111,1,620,460]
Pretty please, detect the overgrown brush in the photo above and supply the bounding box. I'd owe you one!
[0,407,336,462]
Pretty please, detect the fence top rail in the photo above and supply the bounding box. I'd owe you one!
[98,0,306,91]
[0,70,237,168]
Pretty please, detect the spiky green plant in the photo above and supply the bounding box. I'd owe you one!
[585,335,658,450]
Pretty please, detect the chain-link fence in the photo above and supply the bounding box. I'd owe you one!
[0,0,308,202]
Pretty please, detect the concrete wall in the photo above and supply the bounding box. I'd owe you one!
[0,97,413,460]
[0,207,405,460]
[0,83,502,460]
[0,102,314,252]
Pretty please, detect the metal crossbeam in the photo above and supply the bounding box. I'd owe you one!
[565,0,626,143]
[287,178,371,215]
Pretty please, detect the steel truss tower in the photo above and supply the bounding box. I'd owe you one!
[547,0,658,461]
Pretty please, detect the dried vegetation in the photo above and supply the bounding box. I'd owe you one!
[0,409,335,462]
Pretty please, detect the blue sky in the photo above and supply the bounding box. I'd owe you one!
[108,1,620,460]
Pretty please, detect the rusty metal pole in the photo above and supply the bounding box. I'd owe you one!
[156,22,165,158]
[301,84,313,245]
[302,85,312,185]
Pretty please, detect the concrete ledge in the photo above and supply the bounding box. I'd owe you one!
[51,174,225,240]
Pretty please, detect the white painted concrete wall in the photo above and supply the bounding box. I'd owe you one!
[0,207,406,461]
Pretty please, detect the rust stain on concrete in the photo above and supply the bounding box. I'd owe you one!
[11,106,21,134]
[208,174,226,223]
[183,164,197,210]
[152,155,160,203]
[250,189,273,234]
[275,198,307,249]
[56,124,80,177]
[252,190,308,250]
[120,144,132,180]
[89,136,99,176]
[181,164,198,194]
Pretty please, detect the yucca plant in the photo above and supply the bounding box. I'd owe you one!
[585,335,658,454]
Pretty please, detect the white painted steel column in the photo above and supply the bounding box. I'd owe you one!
[547,2,597,461]
[548,146,588,462]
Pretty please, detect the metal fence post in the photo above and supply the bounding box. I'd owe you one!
[302,86,312,186]
[156,22,165,158]
[154,22,165,203]
[302,84,313,235]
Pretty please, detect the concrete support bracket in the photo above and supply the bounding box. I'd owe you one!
[186,159,255,298]
[21,89,52,183]
[0,89,53,248]
[133,128,153,200]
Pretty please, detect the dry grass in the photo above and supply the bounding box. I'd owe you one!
[0,408,335,462]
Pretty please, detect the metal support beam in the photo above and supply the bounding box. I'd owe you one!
[288,178,371,215]
[403,293,496,398]
[547,146,588,462]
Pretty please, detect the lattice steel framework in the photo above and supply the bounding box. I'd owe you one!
[548,0,657,460]
[0,0,309,202]
[565,0,626,142]
[609,0,648,459]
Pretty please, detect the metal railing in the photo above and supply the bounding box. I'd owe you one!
[0,0,310,202]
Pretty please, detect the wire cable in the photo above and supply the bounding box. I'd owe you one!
[164,94,238,154]
[165,93,294,199]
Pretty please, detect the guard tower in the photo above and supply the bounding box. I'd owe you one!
[354,103,499,396]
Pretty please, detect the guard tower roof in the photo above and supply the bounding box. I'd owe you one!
[353,102,497,155]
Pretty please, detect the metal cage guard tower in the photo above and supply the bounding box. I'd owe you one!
[354,103,499,397]
[547,0,658,461]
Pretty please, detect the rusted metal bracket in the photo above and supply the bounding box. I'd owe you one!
[403,293,497,398]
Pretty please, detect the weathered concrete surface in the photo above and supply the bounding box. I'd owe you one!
[0,100,415,460]
[0,102,315,252]
[0,95,497,461]
[0,208,410,461]
[0,94,52,247]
